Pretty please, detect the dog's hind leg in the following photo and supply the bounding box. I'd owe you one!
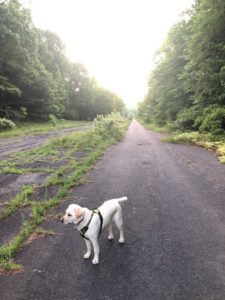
[108,223,114,240]
[84,239,92,259]
[113,208,125,244]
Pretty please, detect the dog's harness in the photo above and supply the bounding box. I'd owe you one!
[79,209,103,240]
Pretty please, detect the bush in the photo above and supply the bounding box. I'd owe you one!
[199,105,225,135]
[0,118,16,131]
[164,131,202,144]
[175,107,199,130]
[93,113,128,141]
[48,114,58,126]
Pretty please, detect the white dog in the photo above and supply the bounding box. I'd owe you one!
[61,196,128,264]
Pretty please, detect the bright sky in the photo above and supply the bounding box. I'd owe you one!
[29,0,193,108]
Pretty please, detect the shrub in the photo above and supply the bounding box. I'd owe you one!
[175,107,199,130]
[48,114,58,126]
[0,118,16,131]
[164,131,201,144]
[199,105,225,135]
[93,113,127,141]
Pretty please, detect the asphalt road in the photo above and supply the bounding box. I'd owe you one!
[1,120,225,299]
[0,125,91,157]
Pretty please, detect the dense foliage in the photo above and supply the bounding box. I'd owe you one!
[138,0,225,135]
[0,117,15,130]
[94,112,128,141]
[0,0,125,122]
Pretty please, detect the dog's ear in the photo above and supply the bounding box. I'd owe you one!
[74,207,83,218]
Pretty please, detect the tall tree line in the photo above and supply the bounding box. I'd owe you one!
[138,0,225,135]
[0,0,125,121]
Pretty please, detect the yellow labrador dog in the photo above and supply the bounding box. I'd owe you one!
[61,197,128,264]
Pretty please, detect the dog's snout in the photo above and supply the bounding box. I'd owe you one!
[60,217,64,223]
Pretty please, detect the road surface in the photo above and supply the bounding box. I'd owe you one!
[0,125,90,157]
[1,120,225,299]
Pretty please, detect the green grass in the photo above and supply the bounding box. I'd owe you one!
[0,166,24,174]
[0,260,22,272]
[0,120,91,138]
[0,146,105,270]
[0,222,36,271]
[163,131,225,163]
[0,115,129,271]
[0,186,33,221]
[139,119,225,164]
[138,119,171,133]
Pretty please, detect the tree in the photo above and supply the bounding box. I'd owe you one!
[0,0,125,122]
[138,0,225,134]
[139,20,190,126]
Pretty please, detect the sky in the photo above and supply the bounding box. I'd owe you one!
[28,0,194,108]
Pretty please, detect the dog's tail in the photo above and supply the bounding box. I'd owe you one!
[115,196,128,203]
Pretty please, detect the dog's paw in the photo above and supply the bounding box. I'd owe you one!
[83,252,91,259]
[92,258,99,265]
[119,238,125,244]
[108,235,114,241]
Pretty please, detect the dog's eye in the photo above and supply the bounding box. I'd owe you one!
[68,213,72,217]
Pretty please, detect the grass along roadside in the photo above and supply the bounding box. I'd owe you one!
[137,119,171,134]
[0,120,91,138]
[140,120,225,164]
[162,132,225,163]
[0,115,129,271]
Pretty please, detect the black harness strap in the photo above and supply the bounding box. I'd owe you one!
[80,209,103,240]
[94,209,103,238]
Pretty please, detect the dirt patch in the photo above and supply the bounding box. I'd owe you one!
[29,185,58,202]
[0,201,8,215]
[75,150,88,159]
[0,208,31,247]
[0,172,51,203]
[0,125,91,157]
[58,169,74,181]
[0,268,24,276]
[24,230,59,246]
[0,174,21,202]
[17,160,69,170]
[16,172,50,185]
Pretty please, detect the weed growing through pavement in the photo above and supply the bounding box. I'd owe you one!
[0,186,33,221]
[0,120,90,138]
[0,114,129,271]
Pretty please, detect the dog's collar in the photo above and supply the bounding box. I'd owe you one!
[75,214,85,226]
[80,209,103,240]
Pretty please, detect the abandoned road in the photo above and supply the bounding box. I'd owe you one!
[0,125,91,157]
[1,120,225,299]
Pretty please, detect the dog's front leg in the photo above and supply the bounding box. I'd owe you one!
[91,239,99,264]
[84,239,92,259]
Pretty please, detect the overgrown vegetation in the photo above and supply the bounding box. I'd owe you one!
[0,185,33,221]
[0,113,129,271]
[163,132,225,164]
[94,113,129,140]
[0,120,90,138]
[138,0,225,136]
[0,0,125,125]
[0,118,16,131]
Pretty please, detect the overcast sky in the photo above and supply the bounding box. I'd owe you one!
[29,0,194,108]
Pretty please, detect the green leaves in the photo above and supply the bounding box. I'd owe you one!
[138,0,225,135]
[94,113,128,141]
[0,0,125,122]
